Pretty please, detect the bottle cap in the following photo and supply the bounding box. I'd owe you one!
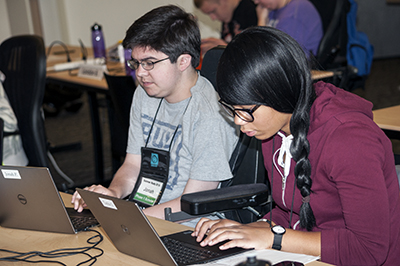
[91,23,102,31]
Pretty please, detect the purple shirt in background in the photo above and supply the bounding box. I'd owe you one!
[268,0,323,56]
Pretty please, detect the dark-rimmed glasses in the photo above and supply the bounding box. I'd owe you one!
[218,99,260,122]
[126,57,170,71]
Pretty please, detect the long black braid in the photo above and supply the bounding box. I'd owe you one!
[290,78,316,231]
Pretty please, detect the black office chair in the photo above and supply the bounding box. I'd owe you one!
[104,73,136,175]
[164,47,270,224]
[310,0,364,91]
[0,35,48,167]
[310,0,348,69]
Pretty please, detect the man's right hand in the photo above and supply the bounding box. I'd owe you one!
[71,184,117,212]
[256,5,269,26]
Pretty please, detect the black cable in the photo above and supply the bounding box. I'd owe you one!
[46,40,83,76]
[78,39,88,61]
[0,229,104,265]
[46,40,71,62]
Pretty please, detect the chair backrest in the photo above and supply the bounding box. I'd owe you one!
[201,46,268,222]
[310,0,349,69]
[104,73,136,173]
[200,46,226,89]
[0,35,48,167]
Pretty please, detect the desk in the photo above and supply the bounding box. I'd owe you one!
[373,105,400,140]
[310,70,335,80]
[46,46,125,183]
[46,70,110,183]
[0,193,331,266]
[373,105,400,132]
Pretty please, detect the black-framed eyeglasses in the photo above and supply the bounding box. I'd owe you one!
[218,99,260,122]
[126,57,170,71]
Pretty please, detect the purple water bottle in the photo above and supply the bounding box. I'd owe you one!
[91,23,106,59]
[124,48,136,79]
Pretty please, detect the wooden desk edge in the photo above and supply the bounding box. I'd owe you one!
[311,70,335,80]
[373,105,400,132]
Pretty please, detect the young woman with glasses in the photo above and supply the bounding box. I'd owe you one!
[192,27,400,266]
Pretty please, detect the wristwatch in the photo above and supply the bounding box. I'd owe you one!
[271,225,286,250]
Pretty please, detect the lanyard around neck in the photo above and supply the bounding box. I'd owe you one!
[145,97,192,151]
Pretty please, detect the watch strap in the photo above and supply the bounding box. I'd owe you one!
[272,233,283,250]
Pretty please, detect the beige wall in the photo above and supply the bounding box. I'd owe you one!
[0,0,12,44]
[2,0,399,58]
[39,0,220,48]
[357,0,400,58]
[1,0,35,44]
[1,0,220,48]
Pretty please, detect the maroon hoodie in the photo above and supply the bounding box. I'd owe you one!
[262,81,400,265]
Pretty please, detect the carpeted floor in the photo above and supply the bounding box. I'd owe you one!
[44,57,400,191]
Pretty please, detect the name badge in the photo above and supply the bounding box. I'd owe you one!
[133,177,163,206]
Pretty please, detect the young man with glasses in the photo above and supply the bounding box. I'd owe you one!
[72,5,238,222]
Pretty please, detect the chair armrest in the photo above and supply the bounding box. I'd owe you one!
[181,183,269,216]
[164,208,201,222]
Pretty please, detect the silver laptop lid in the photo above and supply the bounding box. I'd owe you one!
[0,166,76,234]
[77,188,178,266]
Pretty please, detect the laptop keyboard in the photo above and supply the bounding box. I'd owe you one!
[70,215,98,231]
[67,208,99,231]
[162,235,222,265]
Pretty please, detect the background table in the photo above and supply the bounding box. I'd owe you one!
[373,105,400,140]
[46,45,125,183]
[310,70,334,80]
[46,70,110,183]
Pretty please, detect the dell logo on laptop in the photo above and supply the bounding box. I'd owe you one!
[121,224,130,235]
[17,194,27,205]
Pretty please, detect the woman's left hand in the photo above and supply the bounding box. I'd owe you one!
[199,221,273,250]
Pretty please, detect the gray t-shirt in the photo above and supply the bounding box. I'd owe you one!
[127,74,239,204]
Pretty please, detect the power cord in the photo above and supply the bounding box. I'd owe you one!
[46,40,79,76]
[78,39,88,61]
[47,40,72,62]
[0,229,104,265]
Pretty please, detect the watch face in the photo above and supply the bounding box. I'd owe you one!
[273,225,286,234]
